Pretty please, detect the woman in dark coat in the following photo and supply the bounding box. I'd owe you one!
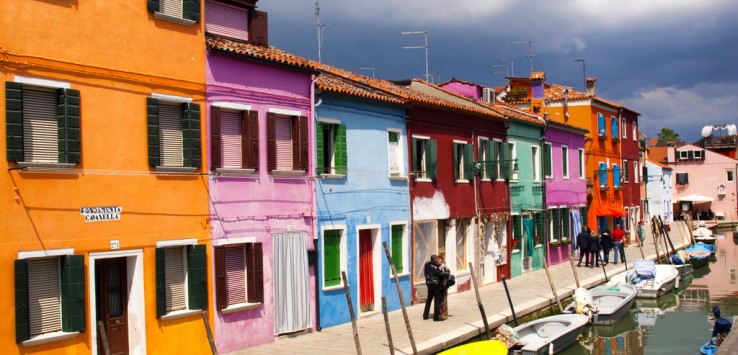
[576,226,591,267]
[600,228,613,265]
[588,229,601,268]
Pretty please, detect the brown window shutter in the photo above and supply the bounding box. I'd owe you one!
[211,106,222,170]
[267,112,276,171]
[246,243,264,303]
[243,110,259,169]
[248,10,269,46]
[291,117,299,170]
[299,116,308,171]
[214,246,227,310]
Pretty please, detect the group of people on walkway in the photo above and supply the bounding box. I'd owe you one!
[422,255,454,321]
[575,224,630,268]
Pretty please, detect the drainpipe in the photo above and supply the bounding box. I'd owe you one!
[539,118,548,259]
[311,74,322,331]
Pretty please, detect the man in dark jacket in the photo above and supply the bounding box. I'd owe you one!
[600,229,612,265]
[589,230,601,268]
[576,226,591,267]
[422,255,449,321]
[712,305,732,346]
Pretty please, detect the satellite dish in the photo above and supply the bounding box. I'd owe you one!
[701,125,712,137]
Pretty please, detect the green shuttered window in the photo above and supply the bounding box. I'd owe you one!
[323,229,342,287]
[5,82,81,165]
[391,225,404,274]
[411,137,437,179]
[544,143,552,178]
[14,255,85,344]
[453,142,475,181]
[148,0,201,22]
[316,122,347,175]
[147,98,201,169]
[155,245,208,317]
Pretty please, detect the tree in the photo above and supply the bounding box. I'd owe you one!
[657,128,681,142]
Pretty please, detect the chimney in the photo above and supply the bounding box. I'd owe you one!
[530,71,545,113]
[585,77,597,97]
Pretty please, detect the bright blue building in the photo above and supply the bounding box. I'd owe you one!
[314,67,412,328]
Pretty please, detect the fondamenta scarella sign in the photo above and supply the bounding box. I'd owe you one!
[80,206,122,222]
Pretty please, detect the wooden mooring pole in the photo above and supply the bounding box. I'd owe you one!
[342,271,362,355]
[468,263,491,339]
[501,275,518,326]
[382,242,417,355]
[381,297,395,355]
[97,320,111,355]
[542,256,563,313]
[568,252,580,289]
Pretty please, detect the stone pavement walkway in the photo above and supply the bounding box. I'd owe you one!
[230,222,693,355]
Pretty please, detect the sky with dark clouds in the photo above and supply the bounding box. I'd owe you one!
[259,0,738,142]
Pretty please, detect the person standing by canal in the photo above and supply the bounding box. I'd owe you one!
[422,255,449,321]
[588,228,601,268]
[712,305,732,346]
[600,228,613,265]
[576,226,591,267]
[612,224,626,265]
[438,256,454,321]
[636,220,646,247]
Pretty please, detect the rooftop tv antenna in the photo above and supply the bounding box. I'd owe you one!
[313,0,328,62]
[511,41,535,72]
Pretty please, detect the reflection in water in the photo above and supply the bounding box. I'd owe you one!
[559,232,737,354]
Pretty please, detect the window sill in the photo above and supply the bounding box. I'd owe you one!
[272,170,306,176]
[153,12,196,26]
[23,331,80,347]
[480,178,492,182]
[160,309,202,321]
[322,284,345,292]
[320,174,346,179]
[389,175,408,181]
[155,166,197,173]
[215,168,256,175]
[221,302,261,314]
[562,176,570,180]
[389,272,410,280]
[18,162,75,170]
[455,179,470,184]
[414,177,433,183]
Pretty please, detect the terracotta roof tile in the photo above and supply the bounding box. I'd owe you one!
[530,72,546,80]
[206,36,321,71]
[316,72,405,105]
[649,146,669,164]
[647,158,672,170]
[494,101,545,126]
[545,118,589,135]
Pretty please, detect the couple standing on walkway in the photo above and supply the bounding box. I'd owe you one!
[422,255,454,321]
[576,224,627,267]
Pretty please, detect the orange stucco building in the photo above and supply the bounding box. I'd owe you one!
[1,1,212,354]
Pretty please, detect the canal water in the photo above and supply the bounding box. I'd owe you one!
[560,232,738,354]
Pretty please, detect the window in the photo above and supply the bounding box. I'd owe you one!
[599,162,608,187]
[387,130,403,177]
[531,145,541,181]
[390,224,407,274]
[633,161,640,183]
[611,116,619,139]
[578,149,585,179]
[597,113,606,136]
[455,219,469,272]
[411,136,437,180]
[147,96,201,170]
[491,140,503,180]
[548,209,559,243]
[267,112,308,173]
[322,228,346,288]
[214,243,263,311]
[613,164,621,188]
[14,254,85,343]
[543,142,553,179]
[622,118,627,139]
[561,145,569,179]
[148,0,201,25]
[728,170,735,182]
[561,208,570,240]
[5,81,80,166]
[693,150,704,160]
[512,215,522,249]
[155,244,208,317]
[210,105,258,172]
[478,137,491,180]
[678,150,688,160]
[623,160,629,183]
[534,212,545,245]
[633,123,637,141]
[205,1,248,41]
[676,172,689,185]
[317,120,347,175]
[453,141,474,182]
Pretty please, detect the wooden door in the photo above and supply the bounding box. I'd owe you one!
[96,258,128,355]
[359,230,374,307]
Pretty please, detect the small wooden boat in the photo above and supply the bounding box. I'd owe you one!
[694,221,716,245]
[437,339,508,355]
[684,243,717,268]
[512,314,589,354]
[607,261,679,299]
[564,284,637,325]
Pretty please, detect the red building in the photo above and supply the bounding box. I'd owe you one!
[619,108,642,240]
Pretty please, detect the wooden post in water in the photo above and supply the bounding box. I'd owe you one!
[381,297,395,355]
[501,275,518,326]
[542,256,563,313]
[342,272,362,355]
[651,218,662,263]
[568,253,580,288]
[597,252,608,282]
[468,263,491,340]
[97,320,112,355]
[201,311,218,355]
[382,242,417,355]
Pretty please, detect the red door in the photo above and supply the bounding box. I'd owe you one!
[359,230,374,306]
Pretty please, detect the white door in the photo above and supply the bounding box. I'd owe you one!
[273,232,312,335]
[483,221,497,284]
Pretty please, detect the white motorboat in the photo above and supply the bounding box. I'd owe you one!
[512,314,589,355]
[607,260,679,299]
[693,221,716,244]
[564,284,638,325]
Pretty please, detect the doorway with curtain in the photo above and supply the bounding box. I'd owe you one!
[273,232,312,335]
[523,217,535,271]
[358,228,379,314]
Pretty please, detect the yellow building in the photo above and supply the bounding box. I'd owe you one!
[1,1,212,353]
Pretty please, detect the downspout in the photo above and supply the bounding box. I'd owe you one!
[539,116,548,260]
[311,74,322,331]
[617,108,624,225]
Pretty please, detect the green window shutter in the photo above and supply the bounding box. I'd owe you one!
[14,259,29,343]
[453,143,459,180]
[155,248,166,317]
[335,124,347,174]
[501,142,512,180]
[562,208,570,239]
[535,212,545,242]
[316,122,324,174]
[61,254,85,332]
[464,144,475,179]
[6,82,24,162]
[512,216,522,240]
[187,245,208,310]
[411,138,418,174]
[324,230,341,287]
[391,225,403,274]
[488,141,498,180]
[544,144,552,178]
[581,207,589,228]
[147,0,159,12]
[147,98,160,167]
[426,139,437,179]
[57,89,81,164]
[183,0,201,22]
[183,103,201,168]
[554,209,561,240]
